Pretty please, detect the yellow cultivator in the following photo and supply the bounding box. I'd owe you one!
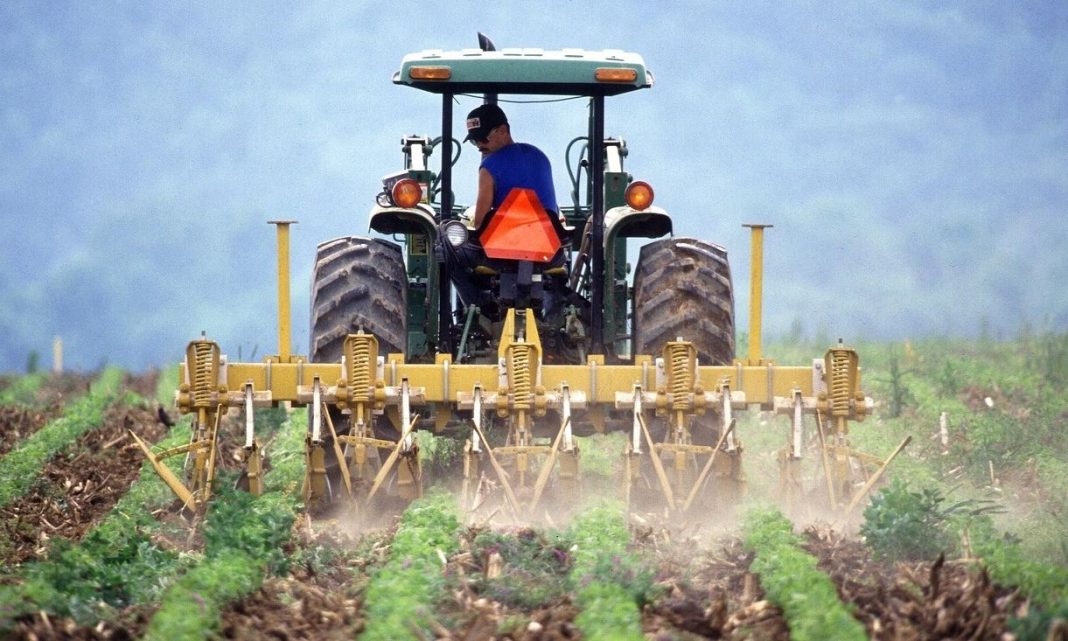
[133,222,895,522]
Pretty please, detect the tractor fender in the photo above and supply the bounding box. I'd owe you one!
[368,204,438,239]
[603,205,672,245]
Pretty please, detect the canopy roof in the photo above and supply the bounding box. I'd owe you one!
[394,48,653,96]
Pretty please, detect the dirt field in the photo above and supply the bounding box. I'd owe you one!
[0,373,1027,640]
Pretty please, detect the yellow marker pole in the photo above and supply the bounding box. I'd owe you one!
[742,224,772,366]
[269,220,297,362]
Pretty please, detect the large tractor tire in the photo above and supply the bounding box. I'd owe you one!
[309,236,407,363]
[632,237,735,364]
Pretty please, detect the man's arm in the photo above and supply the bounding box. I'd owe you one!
[473,168,494,228]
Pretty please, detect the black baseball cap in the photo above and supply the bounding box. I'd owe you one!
[464,103,508,142]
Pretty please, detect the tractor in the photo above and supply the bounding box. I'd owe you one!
[133,37,902,523]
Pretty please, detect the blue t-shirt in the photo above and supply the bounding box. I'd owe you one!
[480,142,559,213]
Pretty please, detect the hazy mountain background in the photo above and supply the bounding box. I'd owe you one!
[2,1,1065,373]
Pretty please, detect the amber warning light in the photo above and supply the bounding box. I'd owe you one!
[595,67,638,83]
[391,178,423,208]
[625,181,654,210]
[409,66,452,80]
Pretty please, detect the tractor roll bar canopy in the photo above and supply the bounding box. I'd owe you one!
[393,45,652,353]
[394,48,653,96]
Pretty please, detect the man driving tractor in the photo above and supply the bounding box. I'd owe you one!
[443,103,567,315]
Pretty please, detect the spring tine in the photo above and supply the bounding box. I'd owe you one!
[401,378,413,451]
[128,430,198,512]
[682,418,735,512]
[561,385,573,451]
[322,398,354,501]
[530,416,571,514]
[367,413,420,504]
[469,414,521,519]
[311,379,323,442]
[638,412,675,507]
[631,386,643,454]
[815,408,838,511]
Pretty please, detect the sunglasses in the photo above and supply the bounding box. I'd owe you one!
[469,124,500,145]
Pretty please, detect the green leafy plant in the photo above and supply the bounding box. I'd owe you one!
[0,416,192,630]
[0,367,123,508]
[862,479,1003,562]
[878,350,915,418]
[743,507,867,641]
[861,479,957,562]
[961,518,1068,641]
[360,490,462,641]
[0,372,47,406]
[568,500,649,641]
[143,409,305,641]
[416,430,464,477]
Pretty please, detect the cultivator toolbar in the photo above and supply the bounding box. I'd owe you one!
[132,222,899,521]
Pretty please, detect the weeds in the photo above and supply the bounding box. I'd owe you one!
[878,350,915,418]
[861,479,1003,562]
[469,527,572,609]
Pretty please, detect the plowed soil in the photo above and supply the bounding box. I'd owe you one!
[0,374,1028,640]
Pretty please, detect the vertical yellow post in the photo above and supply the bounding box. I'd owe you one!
[269,220,298,362]
[742,224,772,366]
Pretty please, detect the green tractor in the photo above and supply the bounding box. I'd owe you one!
[305,36,740,513]
[309,37,734,372]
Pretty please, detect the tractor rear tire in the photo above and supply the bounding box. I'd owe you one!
[309,237,407,363]
[633,237,735,365]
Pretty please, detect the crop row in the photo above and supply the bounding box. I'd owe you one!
[971,522,1068,638]
[360,491,463,641]
[0,372,47,406]
[355,492,657,641]
[0,384,310,640]
[143,409,306,641]
[568,501,649,641]
[0,367,124,509]
[743,507,867,641]
[0,371,188,629]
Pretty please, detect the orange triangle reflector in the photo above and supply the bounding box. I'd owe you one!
[480,188,561,263]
